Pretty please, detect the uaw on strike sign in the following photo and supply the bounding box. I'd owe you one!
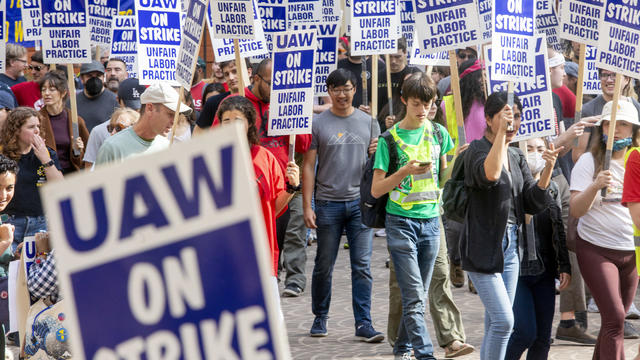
[42,124,291,360]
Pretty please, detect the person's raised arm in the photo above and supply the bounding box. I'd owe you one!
[484,105,511,181]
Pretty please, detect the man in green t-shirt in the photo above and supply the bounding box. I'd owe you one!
[370,73,452,359]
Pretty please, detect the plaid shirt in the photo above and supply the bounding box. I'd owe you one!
[26,249,60,303]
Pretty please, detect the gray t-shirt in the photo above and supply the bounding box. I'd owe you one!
[95,127,169,166]
[76,90,119,132]
[83,120,110,164]
[311,108,380,201]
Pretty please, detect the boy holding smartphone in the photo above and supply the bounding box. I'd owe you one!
[370,73,453,360]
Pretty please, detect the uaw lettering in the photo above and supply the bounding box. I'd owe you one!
[137,0,181,84]
[176,0,207,88]
[478,0,491,42]
[288,0,322,26]
[111,16,138,77]
[269,31,316,136]
[41,125,290,360]
[492,0,536,82]
[88,0,118,46]
[315,22,340,96]
[558,0,603,45]
[351,0,399,55]
[486,37,555,141]
[596,0,640,77]
[583,45,602,94]
[211,0,256,39]
[210,0,268,61]
[536,0,562,52]
[400,0,415,49]
[42,0,91,63]
[21,0,42,41]
[415,0,481,54]
[257,0,287,54]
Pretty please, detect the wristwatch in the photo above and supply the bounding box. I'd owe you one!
[286,182,302,194]
[43,159,55,168]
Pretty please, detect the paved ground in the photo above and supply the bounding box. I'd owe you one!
[280,234,640,359]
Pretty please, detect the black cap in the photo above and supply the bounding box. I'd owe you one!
[79,60,105,75]
[117,78,146,110]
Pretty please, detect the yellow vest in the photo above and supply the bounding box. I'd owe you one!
[388,123,440,209]
[443,95,458,159]
[624,147,640,275]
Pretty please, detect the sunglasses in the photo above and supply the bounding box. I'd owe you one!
[107,123,127,133]
[29,65,45,71]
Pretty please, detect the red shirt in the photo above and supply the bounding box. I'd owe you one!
[190,81,205,112]
[552,85,576,119]
[11,81,41,109]
[252,145,286,276]
[622,149,640,208]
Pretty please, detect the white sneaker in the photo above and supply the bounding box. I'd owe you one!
[375,229,386,237]
[587,298,599,313]
[627,303,640,319]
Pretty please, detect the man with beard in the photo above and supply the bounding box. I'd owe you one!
[0,44,28,87]
[76,61,119,132]
[104,58,129,93]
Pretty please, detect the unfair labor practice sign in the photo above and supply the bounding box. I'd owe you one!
[41,124,292,360]
[210,0,256,39]
[536,0,562,52]
[350,0,400,55]
[88,0,118,50]
[595,0,640,79]
[21,0,41,41]
[269,30,317,136]
[41,0,92,64]
[175,0,208,89]
[491,0,536,83]
[257,0,287,57]
[558,0,603,46]
[583,45,602,95]
[111,16,138,78]
[209,0,269,62]
[414,0,481,54]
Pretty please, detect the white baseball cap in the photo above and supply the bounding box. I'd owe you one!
[598,100,640,126]
[140,83,192,114]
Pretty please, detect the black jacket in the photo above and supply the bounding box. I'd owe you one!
[460,137,550,274]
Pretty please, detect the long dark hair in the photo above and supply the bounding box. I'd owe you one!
[459,59,485,120]
[216,96,259,146]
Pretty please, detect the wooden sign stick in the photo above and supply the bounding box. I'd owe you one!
[573,43,587,146]
[371,55,379,120]
[601,73,623,197]
[66,64,81,157]
[234,39,248,97]
[448,50,466,144]
[385,54,393,116]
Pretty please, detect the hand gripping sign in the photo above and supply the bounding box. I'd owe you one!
[41,123,292,360]
[269,30,317,136]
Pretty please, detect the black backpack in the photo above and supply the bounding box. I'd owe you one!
[442,151,467,223]
[360,131,398,228]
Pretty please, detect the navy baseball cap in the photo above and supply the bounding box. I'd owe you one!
[117,78,146,110]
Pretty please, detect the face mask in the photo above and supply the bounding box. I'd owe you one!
[85,76,103,97]
[527,151,546,175]
[602,134,633,152]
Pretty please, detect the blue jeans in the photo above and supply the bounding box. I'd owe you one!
[6,215,47,251]
[386,214,439,360]
[467,224,519,360]
[505,271,556,360]
[311,199,374,326]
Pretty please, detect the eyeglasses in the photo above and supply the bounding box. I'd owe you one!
[107,123,127,133]
[329,87,354,95]
[599,72,616,80]
[29,65,45,72]
[258,74,271,86]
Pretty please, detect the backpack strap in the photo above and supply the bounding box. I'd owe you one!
[433,122,444,146]
[381,131,398,175]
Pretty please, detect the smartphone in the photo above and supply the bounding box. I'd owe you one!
[418,161,432,167]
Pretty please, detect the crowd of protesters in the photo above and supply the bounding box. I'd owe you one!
[0,36,638,360]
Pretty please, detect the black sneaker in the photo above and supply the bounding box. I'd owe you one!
[310,316,328,337]
[282,285,303,297]
[355,323,384,343]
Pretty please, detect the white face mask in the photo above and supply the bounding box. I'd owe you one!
[527,151,546,175]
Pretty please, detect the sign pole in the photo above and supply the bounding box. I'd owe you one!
[66,64,81,157]
[601,73,623,197]
[371,55,378,119]
[448,50,466,144]
[361,58,368,108]
[288,135,295,162]
[95,46,102,62]
[479,44,488,100]
[234,39,247,97]
[385,54,393,116]
[573,43,587,145]
[169,87,184,145]
[507,80,514,131]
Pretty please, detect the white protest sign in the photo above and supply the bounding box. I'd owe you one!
[350,0,399,55]
[210,0,256,39]
[478,0,491,43]
[210,0,268,62]
[583,45,602,94]
[21,0,41,41]
[485,35,556,142]
[136,0,181,86]
[288,0,322,26]
[491,0,536,83]
[536,0,562,52]
[293,21,340,96]
[322,0,341,22]
[0,1,5,73]
[176,0,208,89]
[257,0,287,57]
[400,0,415,50]
[111,16,138,78]
[343,0,351,35]
[41,0,91,64]
[88,0,118,49]
[414,0,481,54]
[595,0,640,79]
[269,30,316,136]
[558,0,603,46]
[41,124,292,360]
[22,235,36,278]
[410,41,450,66]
